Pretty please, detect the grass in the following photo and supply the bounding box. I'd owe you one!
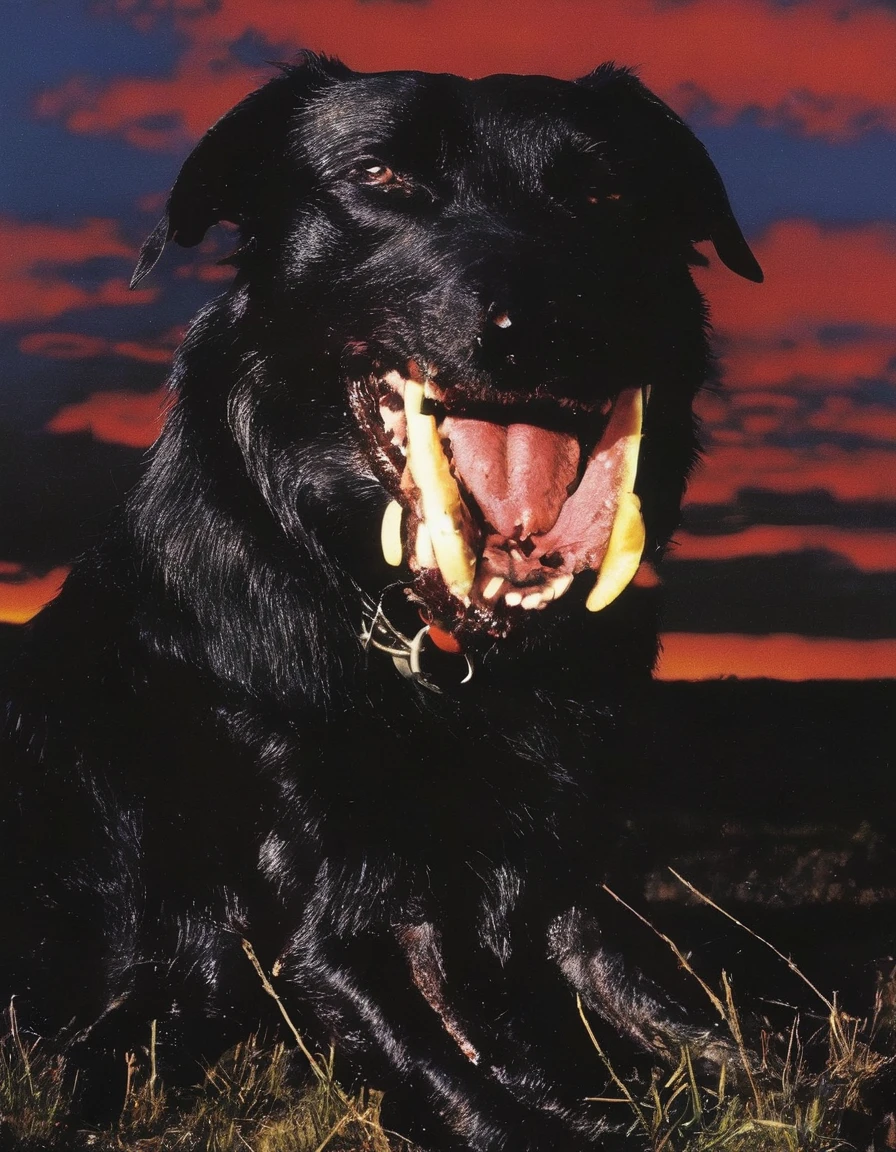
[0,999,74,1147]
[0,945,412,1152]
[1,1016,404,1152]
[577,872,894,1151]
[1,889,892,1151]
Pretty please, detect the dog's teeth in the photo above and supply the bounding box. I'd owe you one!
[380,500,404,567]
[483,576,504,601]
[404,380,476,601]
[382,369,405,393]
[505,591,523,607]
[521,591,543,610]
[416,521,436,569]
[548,573,574,601]
[585,493,646,612]
[586,388,646,613]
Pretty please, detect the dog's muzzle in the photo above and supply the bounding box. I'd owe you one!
[352,366,649,642]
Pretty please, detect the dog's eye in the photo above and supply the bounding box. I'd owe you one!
[585,189,623,206]
[357,164,399,187]
[345,160,433,206]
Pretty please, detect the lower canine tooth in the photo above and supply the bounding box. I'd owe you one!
[586,387,646,612]
[380,500,404,567]
[549,573,574,601]
[505,591,523,607]
[586,493,646,612]
[404,380,476,601]
[483,576,504,600]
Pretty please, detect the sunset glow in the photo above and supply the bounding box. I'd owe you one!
[0,567,71,625]
[1,0,892,680]
[657,634,896,681]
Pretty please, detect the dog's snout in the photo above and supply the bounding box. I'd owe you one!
[487,302,513,329]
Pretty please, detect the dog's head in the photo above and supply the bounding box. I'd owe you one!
[135,54,759,654]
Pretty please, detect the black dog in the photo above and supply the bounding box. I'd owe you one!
[1,54,761,1150]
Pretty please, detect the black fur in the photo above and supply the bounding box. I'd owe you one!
[1,56,760,1150]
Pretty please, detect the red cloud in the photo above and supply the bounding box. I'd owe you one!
[657,633,896,681]
[34,57,265,150]
[42,0,896,146]
[20,330,178,364]
[687,445,896,505]
[808,398,896,442]
[0,217,157,323]
[696,388,896,446]
[697,221,896,339]
[671,527,896,573]
[46,387,169,448]
[0,566,70,625]
[18,332,108,359]
[724,336,896,390]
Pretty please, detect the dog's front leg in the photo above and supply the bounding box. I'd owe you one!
[275,915,632,1152]
[550,908,738,1072]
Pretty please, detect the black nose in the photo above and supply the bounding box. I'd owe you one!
[487,302,513,329]
[479,302,519,379]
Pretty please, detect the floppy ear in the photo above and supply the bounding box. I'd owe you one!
[577,65,762,283]
[131,53,351,288]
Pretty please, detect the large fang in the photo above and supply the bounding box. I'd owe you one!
[404,380,476,602]
[586,387,646,612]
[381,500,404,567]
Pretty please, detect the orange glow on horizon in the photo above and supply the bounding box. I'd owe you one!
[2,572,892,681]
[657,633,896,681]
[0,567,70,625]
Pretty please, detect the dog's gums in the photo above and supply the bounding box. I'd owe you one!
[358,368,646,631]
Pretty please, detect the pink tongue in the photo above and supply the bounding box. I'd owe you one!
[442,417,580,538]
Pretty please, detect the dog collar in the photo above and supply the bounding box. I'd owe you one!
[359,593,474,694]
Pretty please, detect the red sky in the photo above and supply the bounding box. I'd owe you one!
[44,0,896,143]
[1,0,893,680]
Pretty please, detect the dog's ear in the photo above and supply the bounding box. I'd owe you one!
[131,53,351,288]
[577,65,763,283]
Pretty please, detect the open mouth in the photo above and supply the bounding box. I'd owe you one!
[349,365,647,638]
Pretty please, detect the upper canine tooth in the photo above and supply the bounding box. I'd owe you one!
[416,521,436,570]
[380,500,404,567]
[586,387,646,612]
[404,380,476,602]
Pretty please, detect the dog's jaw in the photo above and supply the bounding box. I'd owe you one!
[349,366,647,639]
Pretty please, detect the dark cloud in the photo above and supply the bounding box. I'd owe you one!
[683,488,896,532]
[0,426,142,567]
[662,551,895,638]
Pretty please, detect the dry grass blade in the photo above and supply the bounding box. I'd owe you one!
[0,999,76,1146]
[577,994,649,1133]
[241,937,397,1152]
[2,965,409,1150]
[601,883,728,1022]
[667,870,836,1022]
[241,938,346,1100]
[583,882,892,1152]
